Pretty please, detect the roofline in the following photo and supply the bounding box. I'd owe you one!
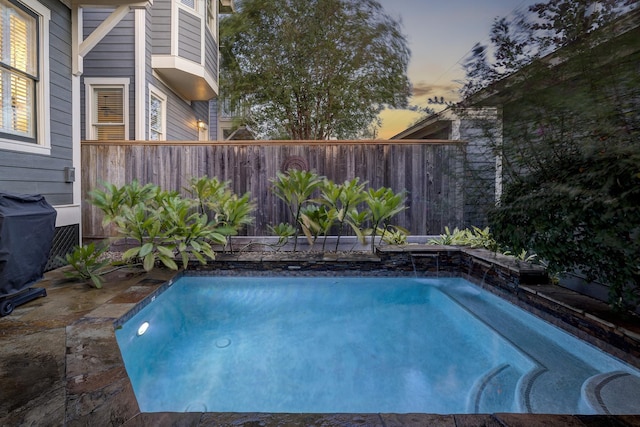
[390,108,456,140]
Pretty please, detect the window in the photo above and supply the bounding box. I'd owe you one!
[149,85,166,140]
[0,0,50,154]
[205,0,216,32]
[85,78,129,140]
[180,0,195,9]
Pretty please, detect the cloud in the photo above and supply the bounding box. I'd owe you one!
[410,81,460,99]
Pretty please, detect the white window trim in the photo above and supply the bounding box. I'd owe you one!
[0,0,51,155]
[205,0,217,39]
[84,77,130,140]
[173,0,217,57]
[148,84,167,140]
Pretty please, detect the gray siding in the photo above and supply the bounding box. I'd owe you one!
[145,5,154,139]
[151,76,199,140]
[81,8,136,140]
[460,118,499,228]
[204,30,218,82]
[0,0,73,206]
[152,0,171,55]
[208,99,219,140]
[178,9,201,63]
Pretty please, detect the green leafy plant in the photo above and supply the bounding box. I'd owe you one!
[268,222,297,248]
[217,192,256,251]
[89,181,229,272]
[271,169,325,251]
[465,226,500,253]
[299,204,339,251]
[364,186,407,253]
[88,180,158,226]
[319,178,369,251]
[60,242,111,289]
[380,225,409,245]
[187,176,255,252]
[428,226,468,245]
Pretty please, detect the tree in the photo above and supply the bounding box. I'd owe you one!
[460,1,640,309]
[461,0,635,99]
[220,0,411,140]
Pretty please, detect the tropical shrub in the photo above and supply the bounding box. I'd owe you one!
[271,169,325,251]
[187,176,255,252]
[271,170,408,253]
[364,186,407,252]
[319,178,368,251]
[89,180,231,271]
[59,242,111,288]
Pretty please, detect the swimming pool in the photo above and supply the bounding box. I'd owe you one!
[115,275,640,414]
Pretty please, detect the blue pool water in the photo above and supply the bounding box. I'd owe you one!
[115,276,640,414]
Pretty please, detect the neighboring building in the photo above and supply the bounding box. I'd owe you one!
[391,108,502,230]
[211,96,255,140]
[0,0,232,268]
[392,7,640,230]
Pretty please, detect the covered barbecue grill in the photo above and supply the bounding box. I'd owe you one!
[0,193,56,316]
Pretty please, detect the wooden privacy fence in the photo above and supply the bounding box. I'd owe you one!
[81,140,468,239]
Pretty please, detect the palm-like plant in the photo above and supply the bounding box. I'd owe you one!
[217,192,256,252]
[319,178,369,251]
[187,176,255,252]
[271,169,325,251]
[365,187,407,253]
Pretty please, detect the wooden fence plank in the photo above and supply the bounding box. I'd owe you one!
[81,140,485,239]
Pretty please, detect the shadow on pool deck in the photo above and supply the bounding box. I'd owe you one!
[2,260,640,426]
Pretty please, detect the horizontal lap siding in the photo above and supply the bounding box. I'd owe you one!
[205,30,218,82]
[81,8,136,140]
[0,0,73,206]
[178,9,201,63]
[460,118,498,228]
[82,142,467,239]
[151,0,171,55]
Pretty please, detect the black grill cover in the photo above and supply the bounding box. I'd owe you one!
[0,193,57,297]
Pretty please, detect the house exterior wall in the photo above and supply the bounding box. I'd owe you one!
[151,0,171,55]
[459,113,501,229]
[81,8,136,140]
[177,8,201,63]
[0,0,74,206]
[149,76,202,140]
[0,0,79,269]
[81,1,221,142]
[208,98,219,140]
[204,27,218,83]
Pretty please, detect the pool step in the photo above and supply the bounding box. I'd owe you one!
[467,363,521,413]
[581,371,640,414]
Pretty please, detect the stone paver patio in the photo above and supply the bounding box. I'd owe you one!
[2,254,640,426]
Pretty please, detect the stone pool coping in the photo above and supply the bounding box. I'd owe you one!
[2,246,640,426]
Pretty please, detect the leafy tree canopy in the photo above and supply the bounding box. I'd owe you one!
[460,0,640,309]
[462,0,636,97]
[220,0,411,140]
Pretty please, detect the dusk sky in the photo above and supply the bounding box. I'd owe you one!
[376,0,529,138]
